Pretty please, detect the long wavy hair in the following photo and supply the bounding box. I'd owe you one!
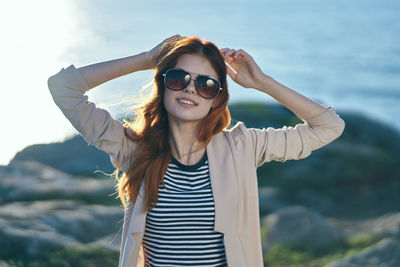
[113,37,231,212]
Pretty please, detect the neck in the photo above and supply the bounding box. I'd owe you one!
[168,119,205,165]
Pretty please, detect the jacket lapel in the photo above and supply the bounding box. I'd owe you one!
[207,132,238,234]
[207,131,248,267]
[128,179,147,233]
[120,178,147,267]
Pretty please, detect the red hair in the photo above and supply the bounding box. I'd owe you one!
[114,37,231,211]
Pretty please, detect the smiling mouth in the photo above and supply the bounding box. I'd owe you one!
[177,98,198,106]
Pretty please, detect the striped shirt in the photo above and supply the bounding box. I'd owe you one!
[142,151,227,266]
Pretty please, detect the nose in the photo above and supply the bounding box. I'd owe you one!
[184,79,197,95]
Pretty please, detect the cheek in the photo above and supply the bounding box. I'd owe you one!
[201,101,214,115]
[210,98,218,110]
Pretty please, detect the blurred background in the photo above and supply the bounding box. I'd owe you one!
[0,0,399,266]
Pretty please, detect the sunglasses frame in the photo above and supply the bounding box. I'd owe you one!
[162,68,223,99]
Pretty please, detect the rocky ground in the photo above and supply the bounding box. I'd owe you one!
[1,159,399,266]
[1,103,399,266]
[259,188,400,266]
[0,160,122,266]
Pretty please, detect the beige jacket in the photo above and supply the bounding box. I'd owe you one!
[48,64,345,267]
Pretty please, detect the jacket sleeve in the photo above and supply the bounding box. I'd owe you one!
[230,106,345,167]
[47,64,134,171]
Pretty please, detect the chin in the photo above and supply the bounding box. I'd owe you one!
[167,112,207,124]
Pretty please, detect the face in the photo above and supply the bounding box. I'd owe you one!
[163,53,219,125]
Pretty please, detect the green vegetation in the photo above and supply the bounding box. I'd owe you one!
[263,234,382,267]
[8,191,121,206]
[4,246,119,267]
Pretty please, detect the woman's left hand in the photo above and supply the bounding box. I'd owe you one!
[220,48,266,91]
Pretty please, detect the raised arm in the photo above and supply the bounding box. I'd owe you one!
[77,52,151,89]
[78,34,182,89]
[47,35,182,170]
[220,47,345,165]
[220,48,329,120]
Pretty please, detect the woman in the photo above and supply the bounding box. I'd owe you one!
[48,34,345,267]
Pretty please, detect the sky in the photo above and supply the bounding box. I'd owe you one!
[0,0,275,166]
[0,1,156,165]
[0,1,86,165]
[1,0,399,166]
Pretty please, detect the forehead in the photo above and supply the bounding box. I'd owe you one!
[174,54,218,79]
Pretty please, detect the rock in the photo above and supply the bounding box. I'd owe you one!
[8,134,115,177]
[339,212,400,239]
[325,238,400,267]
[0,200,123,256]
[262,205,343,251]
[0,160,115,203]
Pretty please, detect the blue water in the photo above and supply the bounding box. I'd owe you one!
[74,0,400,131]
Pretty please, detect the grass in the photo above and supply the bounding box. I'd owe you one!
[263,234,382,267]
[2,234,381,267]
[4,246,119,267]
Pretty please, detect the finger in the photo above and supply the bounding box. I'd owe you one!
[222,54,234,64]
[233,49,245,59]
[166,35,179,41]
[220,48,235,58]
[168,34,183,42]
[225,49,236,58]
[220,48,229,55]
[225,63,237,80]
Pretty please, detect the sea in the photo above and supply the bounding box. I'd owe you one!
[74,0,400,131]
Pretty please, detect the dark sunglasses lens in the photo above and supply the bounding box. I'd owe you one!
[196,76,220,99]
[165,69,190,90]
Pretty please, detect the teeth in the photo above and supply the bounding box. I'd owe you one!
[178,99,195,105]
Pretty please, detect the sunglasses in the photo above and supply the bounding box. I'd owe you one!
[162,68,223,99]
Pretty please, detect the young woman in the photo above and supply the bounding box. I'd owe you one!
[48,34,345,267]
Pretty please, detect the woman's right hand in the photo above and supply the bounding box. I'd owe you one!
[145,34,183,69]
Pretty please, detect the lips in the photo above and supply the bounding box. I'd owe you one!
[177,96,198,106]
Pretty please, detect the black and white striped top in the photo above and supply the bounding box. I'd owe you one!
[142,151,227,266]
